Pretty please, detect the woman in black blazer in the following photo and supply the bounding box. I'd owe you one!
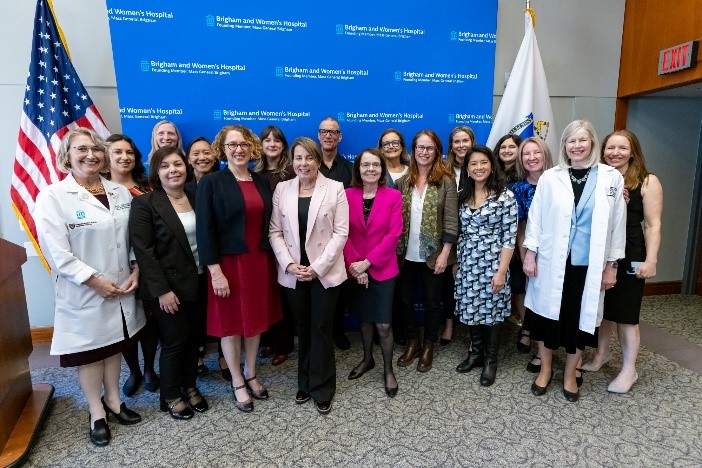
[130,146,209,420]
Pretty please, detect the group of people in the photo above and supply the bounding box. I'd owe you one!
[35,117,662,446]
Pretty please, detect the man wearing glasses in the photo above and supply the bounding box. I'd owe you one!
[317,117,353,189]
[317,116,353,350]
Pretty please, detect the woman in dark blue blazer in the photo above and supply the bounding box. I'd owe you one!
[130,146,209,420]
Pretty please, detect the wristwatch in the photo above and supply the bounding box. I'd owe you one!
[606,261,619,269]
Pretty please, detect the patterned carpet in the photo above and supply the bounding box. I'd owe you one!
[24,295,702,467]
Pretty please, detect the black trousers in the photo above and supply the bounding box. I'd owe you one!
[260,286,295,355]
[151,298,201,401]
[397,260,443,343]
[285,279,340,403]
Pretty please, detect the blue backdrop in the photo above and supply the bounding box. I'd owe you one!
[106,1,497,162]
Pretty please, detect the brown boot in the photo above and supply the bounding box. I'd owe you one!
[397,339,421,367]
[417,340,434,372]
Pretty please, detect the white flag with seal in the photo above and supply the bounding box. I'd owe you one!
[486,11,557,154]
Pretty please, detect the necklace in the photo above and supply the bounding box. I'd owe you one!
[79,182,104,195]
[166,192,186,200]
[234,172,252,182]
[569,169,590,185]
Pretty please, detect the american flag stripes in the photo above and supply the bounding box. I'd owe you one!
[10,0,110,268]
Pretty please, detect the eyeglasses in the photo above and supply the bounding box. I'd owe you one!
[381,140,401,149]
[71,146,104,155]
[318,129,341,136]
[224,142,252,151]
[360,162,381,169]
[415,145,436,154]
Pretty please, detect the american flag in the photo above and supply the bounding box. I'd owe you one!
[10,0,110,268]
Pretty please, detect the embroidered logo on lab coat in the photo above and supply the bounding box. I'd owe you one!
[76,210,86,219]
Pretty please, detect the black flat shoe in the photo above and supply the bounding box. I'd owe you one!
[295,390,311,404]
[348,359,375,380]
[526,355,541,373]
[384,372,398,398]
[160,398,194,420]
[439,337,452,346]
[316,400,333,415]
[89,416,111,447]
[516,328,531,354]
[563,387,579,402]
[244,375,269,400]
[197,363,209,375]
[183,387,209,413]
[531,372,554,396]
[122,373,142,397]
[101,397,141,425]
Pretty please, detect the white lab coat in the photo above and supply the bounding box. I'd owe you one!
[35,174,145,355]
[523,164,626,334]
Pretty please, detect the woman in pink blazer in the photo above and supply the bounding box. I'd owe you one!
[269,137,349,415]
[344,149,403,398]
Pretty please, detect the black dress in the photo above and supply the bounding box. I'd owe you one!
[603,186,646,324]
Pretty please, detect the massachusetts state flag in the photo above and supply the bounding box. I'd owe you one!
[10,0,110,269]
[486,10,557,154]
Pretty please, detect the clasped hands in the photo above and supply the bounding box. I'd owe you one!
[286,263,319,282]
[348,259,371,289]
[86,267,139,300]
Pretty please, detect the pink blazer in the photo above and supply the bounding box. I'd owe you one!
[343,186,403,282]
[269,173,349,289]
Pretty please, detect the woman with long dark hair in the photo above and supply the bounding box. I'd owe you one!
[453,145,517,386]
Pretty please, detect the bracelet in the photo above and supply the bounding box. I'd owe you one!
[211,275,223,282]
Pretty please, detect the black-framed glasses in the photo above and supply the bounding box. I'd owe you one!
[415,145,436,153]
[224,142,252,151]
[381,140,401,149]
[318,129,341,136]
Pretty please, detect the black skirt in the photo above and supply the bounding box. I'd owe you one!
[603,260,645,325]
[529,259,597,354]
[350,275,396,324]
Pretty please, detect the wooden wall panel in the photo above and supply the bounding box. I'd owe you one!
[618,0,702,97]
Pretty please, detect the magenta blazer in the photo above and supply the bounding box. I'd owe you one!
[343,186,403,282]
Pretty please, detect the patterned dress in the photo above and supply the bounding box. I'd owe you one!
[454,189,518,325]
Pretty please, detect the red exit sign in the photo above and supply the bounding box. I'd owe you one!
[658,41,698,75]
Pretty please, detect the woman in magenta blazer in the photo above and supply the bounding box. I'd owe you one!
[344,149,403,398]
[269,137,349,415]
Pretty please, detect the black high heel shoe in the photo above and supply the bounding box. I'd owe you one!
[101,397,141,425]
[244,375,269,400]
[160,398,194,420]
[89,415,111,446]
[576,369,585,388]
[439,337,452,346]
[531,371,554,396]
[232,383,254,412]
[183,387,209,413]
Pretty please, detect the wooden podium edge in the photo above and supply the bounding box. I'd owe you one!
[1,383,54,468]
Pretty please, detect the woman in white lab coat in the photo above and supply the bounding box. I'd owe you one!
[522,120,626,403]
[35,128,146,446]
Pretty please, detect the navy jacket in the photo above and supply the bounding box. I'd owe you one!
[195,169,273,266]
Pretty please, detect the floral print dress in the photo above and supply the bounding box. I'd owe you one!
[454,189,517,325]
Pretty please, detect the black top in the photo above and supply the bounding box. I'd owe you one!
[130,186,200,301]
[298,196,311,266]
[195,169,273,266]
[363,197,374,222]
[625,186,646,261]
[570,168,590,206]
[319,155,353,188]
